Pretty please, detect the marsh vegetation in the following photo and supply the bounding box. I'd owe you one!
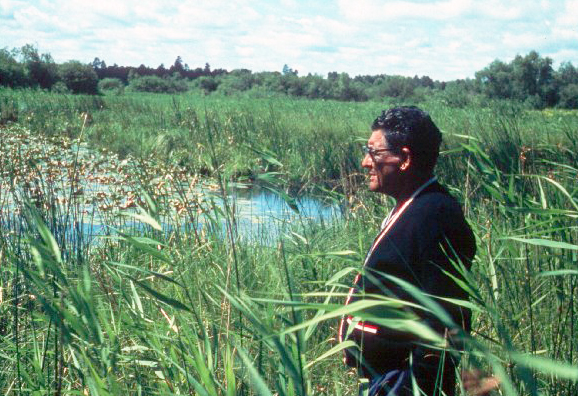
[0,89,577,395]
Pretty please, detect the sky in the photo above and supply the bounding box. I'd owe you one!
[1,0,577,81]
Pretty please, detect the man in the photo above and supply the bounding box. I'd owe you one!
[339,107,476,396]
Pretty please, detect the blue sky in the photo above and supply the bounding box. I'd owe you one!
[1,0,577,81]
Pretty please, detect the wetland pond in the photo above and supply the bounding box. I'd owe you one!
[0,127,341,244]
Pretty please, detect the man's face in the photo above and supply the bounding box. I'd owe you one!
[362,130,403,195]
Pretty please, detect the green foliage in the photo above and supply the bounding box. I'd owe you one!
[0,45,58,89]
[211,70,429,102]
[98,78,125,95]
[432,80,480,108]
[58,60,99,94]
[558,84,578,109]
[556,62,578,86]
[1,95,578,395]
[216,69,256,94]
[0,48,29,87]
[195,76,219,93]
[51,81,71,94]
[476,59,515,99]
[3,44,578,109]
[20,44,59,89]
[513,52,557,107]
[127,75,188,94]
[377,75,417,99]
[476,51,570,109]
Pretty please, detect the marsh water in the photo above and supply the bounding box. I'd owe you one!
[1,128,341,244]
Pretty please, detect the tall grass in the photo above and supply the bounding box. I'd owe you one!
[0,88,577,395]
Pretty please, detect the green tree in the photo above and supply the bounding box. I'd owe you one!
[259,71,284,93]
[171,56,184,76]
[195,76,219,93]
[0,48,28,87]
[98,78,124,95]
[20,44,58,89]
[332,72,366,101]
[282,64,298,76]
[436,79,477,108]
[378,75,415,100]
[555,62,578,109]
[511,51,557,107]
[217,69,254,94]
[92,57,108,79]
[558,84,578,109]
[51,81,71,94]
[58,61,99,94]
[476,51,560,108]
[556,62,578,86]
[281,72,303,96]
[302,74,331,99]
[476,59,514,99]
[127,75,188,93]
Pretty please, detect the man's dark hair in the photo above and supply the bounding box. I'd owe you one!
[371,106,442,171]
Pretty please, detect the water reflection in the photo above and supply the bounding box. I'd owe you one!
[1,126,341,245]
[209,183,341,243]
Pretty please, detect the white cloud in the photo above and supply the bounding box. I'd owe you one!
[548,48,578,68]
[474,0,524,20]
[551,26,578,41]
[1,0,577,81]
[502,31,550,49]
[280,0,298,8]
[338,0,545,22]
[0,0,25,16]
[13,5,57,30]
[240,30,323,50]
[557,0,578,26]
[338,0,473,21]
[235,46,256,57]
[204,38,227,60]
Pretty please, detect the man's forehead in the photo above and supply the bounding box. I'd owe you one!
[368,130,387,146]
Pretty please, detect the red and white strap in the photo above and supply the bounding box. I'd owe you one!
[338,177,437,342]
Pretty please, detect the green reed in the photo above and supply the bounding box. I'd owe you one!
[0,88,577,395]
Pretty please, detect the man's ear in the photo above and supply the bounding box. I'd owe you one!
[400,147,412,171]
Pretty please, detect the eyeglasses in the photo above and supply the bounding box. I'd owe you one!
[362,145,396,157]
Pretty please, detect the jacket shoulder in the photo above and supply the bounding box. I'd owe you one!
[411,189,463,216]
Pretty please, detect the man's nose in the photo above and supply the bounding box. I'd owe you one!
[361,154,372,168]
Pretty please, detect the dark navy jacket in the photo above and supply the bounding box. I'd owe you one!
[341,182,476,375]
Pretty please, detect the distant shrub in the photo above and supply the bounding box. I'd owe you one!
[58,61,99,94]
[558,84,578,109]
[435,86,471,108]
[127,75,188,94]
[0,49,29,87]
[51,81,71,94]
[98,78,124,95]
[523,94,545,110]
[195,76,219,93]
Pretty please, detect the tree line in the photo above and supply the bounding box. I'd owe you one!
[1,44,577,109]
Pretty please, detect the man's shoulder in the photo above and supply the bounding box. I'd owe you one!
[410,183,463,216]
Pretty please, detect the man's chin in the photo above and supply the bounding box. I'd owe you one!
[369,182,390,195]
